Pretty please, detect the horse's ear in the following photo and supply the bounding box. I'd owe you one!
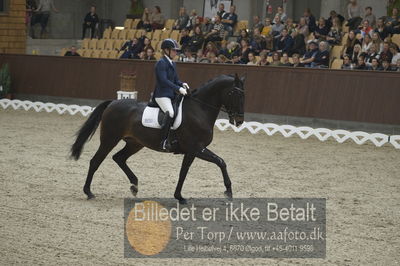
[240,73,247,84]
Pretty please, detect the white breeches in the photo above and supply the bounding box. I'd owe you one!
[155,97,174,118]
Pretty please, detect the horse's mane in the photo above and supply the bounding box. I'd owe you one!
[191,74,234,96]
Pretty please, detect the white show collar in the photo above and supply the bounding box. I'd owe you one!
[164,55,173,66]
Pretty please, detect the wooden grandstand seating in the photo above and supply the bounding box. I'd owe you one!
[114,40,126,50]
[307,32,315,41]
[77,49,83,56]
[331,45,344,59]
[89,39,98,49]
[100,50,110,58]
[164,19,175,30]
[234,20,248,35]
[151,40,159,50]
[92,50,101,58]
[152,30,162,41]
[82,50,93,57]
[111,29,120,39]
[145,31,153,39]
[108,50,118,59]
[102,28,112,39]
[96,39,106,50]
[126,29,136,40]
[118,50,125,58]
[124,19,133,29]
[170,30,180,41]
[155,52,162,60]
[60,48,68,56]
[267,56,273,63]
[392,34,400,47]
[331,59,343,69]
[156,41,162,52]
[161,29,171,40]
[82,38,90,49]
[135,29,146,38]
[131,19,140,29]
[119,29,128,40]
[104,39,115,50]
[342,23,349,33]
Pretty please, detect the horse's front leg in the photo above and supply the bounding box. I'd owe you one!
[195,148,232,199]
[174,154,195,204]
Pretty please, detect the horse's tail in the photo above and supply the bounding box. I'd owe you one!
[70,100,112,160]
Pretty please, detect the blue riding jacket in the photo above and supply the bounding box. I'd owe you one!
[153,56,183,100]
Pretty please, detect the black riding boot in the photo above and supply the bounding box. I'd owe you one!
[160,112,173,151]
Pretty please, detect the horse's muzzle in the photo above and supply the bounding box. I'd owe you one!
[229,115,244,127]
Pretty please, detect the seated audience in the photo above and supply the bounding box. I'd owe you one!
[390,44,400,67]
[203,41,219,57]
[238,39,252,64]
[361,34,373,53]
[367,58,381,71]
[381,60,395,71]
[237,29,250,44]
[257,51,269,66]
[201,17,213,34]
[221,5,238,37]
[186,9,198,30]
[347,0,363,30]
[364,44,380,65]
[144,48,156,60]
[271,16,285,36]
[273,6,287,23]
[363,6,376,28]
[275,28,294,54]
[341,55,353,69]
[217,3,226,18]
[351,44,363,64]
[342,30,357,58]
[173,7,189,30]
[359,20,373,37]
[355,55,368,70]
[270,52,283,66]
[301,41,319,66]
[281,53,293,66]
[119,37,142,59]
[314,17,329,40]
[182,48,195,62]
[179,28,191,51]
[310,41,330,68]
[374,18,391,41]
[140,8,152,32]
[64,46,80,56]
[188,26,204,52]
[250,28,266,55]
[285,18,296,35]
[247,52,258,65]
[326,17,342,45]
[380,42,393,63]
[327,10,345,28]
[292,53,304,67]
[205,15,225,43]
[303,8,317,32]
[261,18,272,36]
[252,15,264,32]
[150,6,165,30]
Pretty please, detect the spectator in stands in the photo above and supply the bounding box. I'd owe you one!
[188,26,204,52]
[374,18,391,41]
[371,31,384,52]
[355,55,367,70]
[342,30,357,58]
[297,17,309,37]
[264,34,274,54]
[281,53,292,66]
[367,58,381,71]
[218,40,229,57]
[379,42,393,63]
[30,0,59,38]
[186,9,198,30]
[26,0,37,27]
[347,0,363,30]
[310,41,330,68]
[216,54,229,64]
[390,44,400,67]
[217,3,226,18]
[275,28,294,54]
[226,41,240,59]
[238,39,252,64]
[150,6,165,30]
[359,20,373,37]
[326,17,342,45]
[237,29,249,44]
[173,7,189,30]
[261,18,272,37]
[387,7,399,24]
[395,58,400,71]
[179,28,191,52]
[257,51,269,66]
[292,54,304,67]
[82,5,99,39]
[252,15,264,32]
[203,41,218,57]
[64,46,80,56]
[365,44,380,65]
[327,10,345,28]
[191,17,202,30]
[301,40,319,67]
[303,8,317,32]
[205,15,225,43]
[361,33,373,53]
[291,30,306,56]
[351,44,362,64]
[247,52,258,65]
[138,51,146,60]
[363,6,376,28]
[285,18,296,35]
[144,48,156,60]
[201,17,213,34]
[119,37,142,59]
[182,48,195,62]
[271,16,285,36]
[270,52,283,66]
[221,5,238,37]
[273,6,287,24]
[341,55,353,69]
[195,49,205,63]
[141,37,153,53]
[381,60,394,71]
[206,51,218,63]
[250,29,266,55]
[140,8,152,32]
[314,17,329,41]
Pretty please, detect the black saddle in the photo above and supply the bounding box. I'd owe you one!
[148,94,183,126]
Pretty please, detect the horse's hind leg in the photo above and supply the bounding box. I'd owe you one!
[112,140,144,197]
[84,140,119,199]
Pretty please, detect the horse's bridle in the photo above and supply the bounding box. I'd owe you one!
[189,86,244,118]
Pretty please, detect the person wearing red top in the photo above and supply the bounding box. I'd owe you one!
[360,20,373,37]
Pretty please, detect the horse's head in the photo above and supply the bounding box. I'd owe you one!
[222,73,246,127]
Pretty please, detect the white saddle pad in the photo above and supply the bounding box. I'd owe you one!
[141,98,184,130]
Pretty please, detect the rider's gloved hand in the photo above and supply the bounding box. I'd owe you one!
[179,87,187,95]
[182,83,190,90]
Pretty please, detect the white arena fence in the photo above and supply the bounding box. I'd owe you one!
[1,99,399,149]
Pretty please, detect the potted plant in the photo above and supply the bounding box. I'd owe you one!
[0,64,12,99]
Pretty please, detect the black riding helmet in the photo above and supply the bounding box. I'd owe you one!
[161,39,181,58]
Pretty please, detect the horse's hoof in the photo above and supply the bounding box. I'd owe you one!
[178,198,187,205]
[87,193,96,200]
[224,191,233,200]
[130,185,138,197]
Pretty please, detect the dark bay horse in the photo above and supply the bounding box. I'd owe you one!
[70,74,245,204]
